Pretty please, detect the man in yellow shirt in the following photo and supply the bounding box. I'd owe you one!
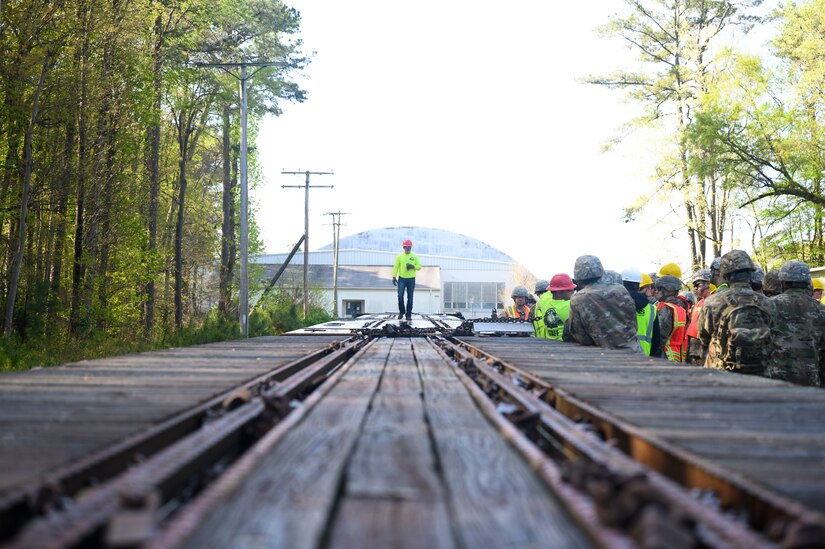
[392,239,422,320]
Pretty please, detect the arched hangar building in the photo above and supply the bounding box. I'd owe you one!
[253,226,533,318]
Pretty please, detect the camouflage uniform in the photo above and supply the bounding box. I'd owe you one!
[768,261,825,387]
[709,256,729,294]
[655,276,689,344]
[563,255,643,353]
[763,270,781,298]
[751,265,765,289]
[698,251,775,376]
[602,270,623,286]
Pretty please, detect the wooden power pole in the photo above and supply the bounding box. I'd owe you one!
[324,211,349,318]
[282,170,333,319]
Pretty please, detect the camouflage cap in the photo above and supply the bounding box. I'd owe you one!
[603,270,623,285]
[573,255,604,281]
[720,250,754,276]
[763,270,781,294]
[655,274,682,292]
[534,280,550,293]
[710,257,722,271]
[751,265,765,284]
[692,269,711,283]
[511,285,530,298]
[779,260,811,283]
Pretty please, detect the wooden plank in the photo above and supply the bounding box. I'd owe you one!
[0,336,342,495]
[414,342,590,548]
[327,498,455,549]
[180,339,389,549]
[344,393,442,501]
[464,336,825,515]
[323,339,452,546]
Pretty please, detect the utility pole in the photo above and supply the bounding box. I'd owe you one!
[196,61,288,338]
[324,211,349,318]
[282,170,333,319]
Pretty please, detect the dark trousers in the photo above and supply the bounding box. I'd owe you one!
[397,277,415,316]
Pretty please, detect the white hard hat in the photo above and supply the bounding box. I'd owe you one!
[621,267,643,283]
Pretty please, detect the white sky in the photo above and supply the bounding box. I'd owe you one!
[255,1,773,279]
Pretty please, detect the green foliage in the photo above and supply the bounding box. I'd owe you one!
[249,290,332,337]
[0,0,309,350]
[588,0,764,266]
[681,0,825,264]
[0,312,245,373]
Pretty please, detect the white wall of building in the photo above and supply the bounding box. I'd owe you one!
[335,288,442,317]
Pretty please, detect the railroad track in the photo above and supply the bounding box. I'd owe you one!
[1,317,824,547]
[445,336,825,547]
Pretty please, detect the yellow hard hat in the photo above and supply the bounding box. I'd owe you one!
[639,273,653,288]
[813,278,824,291]
[658,263,682,279]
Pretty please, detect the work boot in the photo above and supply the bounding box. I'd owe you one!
[405,314,411,321]
[397,313,404,319]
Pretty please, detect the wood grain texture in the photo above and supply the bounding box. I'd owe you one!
[414,342,590,549]
[463,336,825,514]
[0,336,341,493]
[180,339,388,549]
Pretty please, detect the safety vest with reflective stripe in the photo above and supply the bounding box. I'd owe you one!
[636,303,656,356]
[505,305,531,320]
[657,301,687,362]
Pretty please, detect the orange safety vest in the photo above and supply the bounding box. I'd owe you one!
[504,305,531,320]
[685,298,703,339]
[657,301,687,362]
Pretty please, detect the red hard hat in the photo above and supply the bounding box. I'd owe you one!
[402,239,412,247]
[548,273,576,291]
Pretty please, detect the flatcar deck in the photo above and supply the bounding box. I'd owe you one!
[0,336,340,497]
[460,337,825,517]
[3,317,825,547]
[166,338,591,549]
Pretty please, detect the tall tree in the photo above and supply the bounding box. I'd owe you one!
[685,0,825,264]
[0,0,308,343]
[588,0,762,268]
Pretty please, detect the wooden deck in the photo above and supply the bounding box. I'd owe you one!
[462,336,825,514]
[0,336,341,494]
[178,338,591,549]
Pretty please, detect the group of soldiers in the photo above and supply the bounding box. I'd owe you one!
[499,250,825,388]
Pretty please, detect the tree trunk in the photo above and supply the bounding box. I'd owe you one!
[5,51,52,337]
[70,5,92,336]
[219,103,234,316]
[94,0,122,332]
[174,143,188,329]
[1,90,23,312]
[144,13,164,338]
[47,120,75,329]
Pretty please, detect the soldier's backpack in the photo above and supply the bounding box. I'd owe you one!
[717,295,773,367]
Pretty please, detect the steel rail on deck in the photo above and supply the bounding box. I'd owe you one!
[148,337,378,549]
[451,336,825,547]
[3,337,368,548]
[432,337,775,548]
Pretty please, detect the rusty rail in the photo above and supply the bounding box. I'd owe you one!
[3,338,368,548]
[451,337,825,547]
[432,337,781,548]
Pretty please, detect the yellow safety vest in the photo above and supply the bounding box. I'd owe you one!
[636,303,656,356]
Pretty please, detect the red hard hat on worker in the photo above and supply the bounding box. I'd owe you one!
[402,239,412,247]
[548,273,576,291]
